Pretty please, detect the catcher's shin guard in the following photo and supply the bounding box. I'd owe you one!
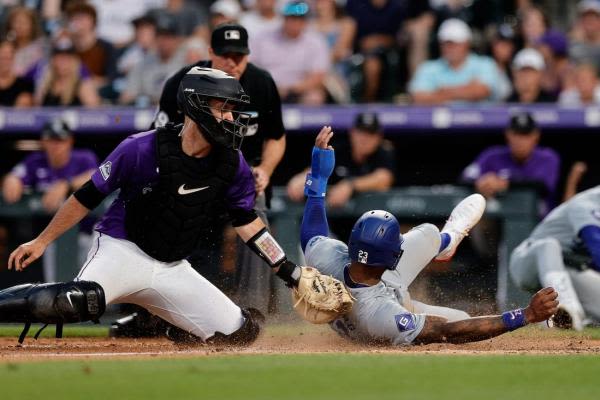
[0,281,105,343]
[166,308,264,346]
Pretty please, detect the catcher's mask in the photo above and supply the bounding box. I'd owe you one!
[348,210,404,270]
[177,67,251,150]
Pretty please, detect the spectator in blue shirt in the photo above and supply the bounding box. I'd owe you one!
[409,18,501,104]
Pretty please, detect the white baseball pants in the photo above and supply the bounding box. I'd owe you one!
[383,223,471,322]
[76,232,244,340]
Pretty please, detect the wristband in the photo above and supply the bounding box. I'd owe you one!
[502,308,526,331]
[304,173,328,197]
[246,227,286,267]
[304,146,335,198]
[310,146,335,180]
[275,260,301,287]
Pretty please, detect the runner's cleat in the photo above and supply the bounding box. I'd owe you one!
[436,194,486,262]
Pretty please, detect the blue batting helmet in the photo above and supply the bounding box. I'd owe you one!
[348,210,404,270]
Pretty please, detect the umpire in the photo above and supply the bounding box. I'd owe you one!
[158,23,286,312]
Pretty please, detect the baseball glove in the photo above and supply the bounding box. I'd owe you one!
[292,267,354,324]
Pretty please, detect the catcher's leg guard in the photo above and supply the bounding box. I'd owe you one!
[166,308,264,346]
[0,281,105,343]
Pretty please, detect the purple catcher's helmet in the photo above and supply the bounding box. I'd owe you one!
[348,210,404,270]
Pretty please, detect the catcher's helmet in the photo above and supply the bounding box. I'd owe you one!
[348,210,404,270]
[177,67,250,149]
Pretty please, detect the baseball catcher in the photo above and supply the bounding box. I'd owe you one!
[0,68,350,344]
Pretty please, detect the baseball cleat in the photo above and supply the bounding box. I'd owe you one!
[550,305,584,331]
[435,193,486,262]
[109,311,167,338]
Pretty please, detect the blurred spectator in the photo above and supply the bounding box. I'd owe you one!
[115,14,157,82]
[570,0,600,72]
[1,118,98,281]
[508,48,556,103]
[312,0,355,65]
[345,0,406,102]
[2,6,46,77]
[409,19,501,104]
[404,1,435,78]
[119,14,186,106]
[149,0,209,37]
[182,37,209,64]
[563,161,589,202]
[65,2,117,88]
[240,0,282,40]
[490,23,516,101]
[209,0,242,28]
[312,0,356,103]
[427,0,504,32]
[251,1,330,104]
[461,111,560,216]
[559,63,600,106]
[90,0,151,47]
[519,5,549,48]
[287,112,395,208]
[0,39,33,107]
[536,29,570,96]
[35,39,101,107]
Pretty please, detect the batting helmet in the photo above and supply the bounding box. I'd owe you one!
[348,210,404,270]
[177,67,250,149]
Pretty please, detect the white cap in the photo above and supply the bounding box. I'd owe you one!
[210,0,242,18]
[437,18,472,43]
[512,48,546,71]
[579,0,600,14]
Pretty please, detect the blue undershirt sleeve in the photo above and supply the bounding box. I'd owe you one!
[300,196,330,252]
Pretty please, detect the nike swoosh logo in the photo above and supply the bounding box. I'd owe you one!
[66,292,74,307]
[178,184,210,195]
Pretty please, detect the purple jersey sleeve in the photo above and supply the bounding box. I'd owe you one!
[76,150,99,171]
[91,136,139,194]
[539,149,560,195]
[461,149,492,182]
[225,151,256,212]
[10,153,38,186]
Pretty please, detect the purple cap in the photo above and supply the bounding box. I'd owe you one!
[537,30,568,57]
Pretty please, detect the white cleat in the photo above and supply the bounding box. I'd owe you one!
[435,193,486,262]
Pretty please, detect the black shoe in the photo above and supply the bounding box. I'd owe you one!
[165,308,265,346]
[109,310,167,338]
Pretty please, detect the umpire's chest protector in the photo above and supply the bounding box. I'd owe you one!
[125,125,239,262]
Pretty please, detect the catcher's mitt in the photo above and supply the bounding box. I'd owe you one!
[292,267,354,324]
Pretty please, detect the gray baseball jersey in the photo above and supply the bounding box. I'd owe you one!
[304,236,425,345]
[529,186,600,250]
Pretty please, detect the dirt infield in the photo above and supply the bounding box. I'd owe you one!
[1,324,600,362]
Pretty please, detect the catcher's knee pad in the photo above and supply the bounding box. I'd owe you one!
[0,281,105,343]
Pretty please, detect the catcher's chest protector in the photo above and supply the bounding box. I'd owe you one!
[125,125,239,262]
